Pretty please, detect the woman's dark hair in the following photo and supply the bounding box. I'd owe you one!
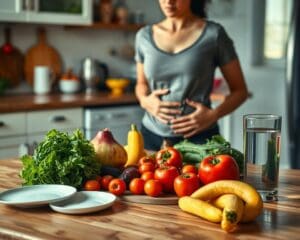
[191,0,208,18]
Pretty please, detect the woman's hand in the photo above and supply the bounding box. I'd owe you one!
[170,99,218,138]
[140,89,181,124]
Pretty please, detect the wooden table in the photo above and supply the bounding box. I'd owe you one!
[0,159,299,240]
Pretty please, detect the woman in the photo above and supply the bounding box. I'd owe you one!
[134,0,248,150]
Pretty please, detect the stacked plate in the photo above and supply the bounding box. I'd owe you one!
[0,184,116,215]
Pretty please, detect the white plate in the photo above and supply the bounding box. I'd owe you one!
[0,184,77,208]
[49,191,116,215]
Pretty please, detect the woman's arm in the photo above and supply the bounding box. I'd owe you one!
[135,62,181,124]
[214,59,248,119]
[171,59,248,138]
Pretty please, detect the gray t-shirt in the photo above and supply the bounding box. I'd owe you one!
[135,20,237,137]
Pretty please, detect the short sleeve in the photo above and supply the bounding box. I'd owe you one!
[134,29,145,63]
[215,26,238,67]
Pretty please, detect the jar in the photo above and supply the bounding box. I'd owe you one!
[115,0,129,24]
[99,0,113,23]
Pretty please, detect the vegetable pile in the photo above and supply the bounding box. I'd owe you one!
[20,129,101,189]
[173,135,244,174]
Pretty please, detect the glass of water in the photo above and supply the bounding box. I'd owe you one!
[243,114,282,201]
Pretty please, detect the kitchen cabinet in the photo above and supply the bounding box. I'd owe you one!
[84,105,144,144]
[0,112,26,159]
[0,0,92,25]
[0,108,83,159]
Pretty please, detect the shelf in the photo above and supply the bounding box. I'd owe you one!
[65,22,144,31]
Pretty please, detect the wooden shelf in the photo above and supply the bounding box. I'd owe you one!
[65,22,144,31]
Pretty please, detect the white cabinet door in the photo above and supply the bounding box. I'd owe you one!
[27,108,83,135]
[28,0,92,25]
[0,0,27,23]
[0,0,92,25]
[0,113,26,138]
[0,112,27,159]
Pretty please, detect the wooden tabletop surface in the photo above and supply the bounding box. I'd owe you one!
[0,159,299,240]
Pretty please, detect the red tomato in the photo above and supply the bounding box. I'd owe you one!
[129,178,145,195]
[108,178,126,196]
[156,147,183,169]
[138,155,156,166]
[174,173,200,197]
[198,155,240,185]
[181,164,198,175]
[144,179,163,197]
[139,162,156,174]
[95,175,102,183]
[141,171,155,181]
[100,175,114,191]
[84,180,101,191]
[154,166,179,193]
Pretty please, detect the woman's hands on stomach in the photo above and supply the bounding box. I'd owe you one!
[140,88,181,124]
[170,99,218,138]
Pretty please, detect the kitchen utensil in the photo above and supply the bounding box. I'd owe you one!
[80,57,108,93]
[24,28,62,86]
[0,27,24,87]
[0,184,76,208]
[106,78,130,95]
[120,191,178,205]
[33,65,54,94]
[59,80,81,94]
[49,191,116,214]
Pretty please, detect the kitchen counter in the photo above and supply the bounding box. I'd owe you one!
[0,92,139,113]
[0,159,299,240]
[0,92,227,113]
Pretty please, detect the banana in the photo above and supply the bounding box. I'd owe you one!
[191,180,263,222]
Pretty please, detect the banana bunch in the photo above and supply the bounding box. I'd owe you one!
[178,180,263,233]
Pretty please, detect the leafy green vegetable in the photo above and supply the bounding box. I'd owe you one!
[20,129,101,189]
[174,135,244,173]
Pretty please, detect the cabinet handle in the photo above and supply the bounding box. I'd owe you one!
[0,121,5,127]
[111,113,128,119]
[50,116,67,123]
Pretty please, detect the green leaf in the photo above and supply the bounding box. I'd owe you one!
[20,129,101,189]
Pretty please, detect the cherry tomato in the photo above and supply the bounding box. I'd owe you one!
[181,164,198,175]
[141,171,155,182]
[139,162,156,174]
[108,178,126,196]
[84,180,101,191]
[174,173,200,197]
[156,147,183,169]
[154,165,179,193]
[129,178,145,195]
[100,175,114,190]
[95,175,102,183]
[144,179,163,197]
[138,155,156,166]
[198,154,240,185]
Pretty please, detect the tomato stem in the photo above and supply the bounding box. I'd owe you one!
[210,157,220,165]
[162,151,171,162]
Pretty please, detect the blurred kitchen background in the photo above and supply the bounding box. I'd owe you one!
[0,0,296,169]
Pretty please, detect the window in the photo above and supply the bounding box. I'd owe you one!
[264,0,293,60]
[250,0,293,66]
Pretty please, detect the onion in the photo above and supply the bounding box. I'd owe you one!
[91,128,127,168]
